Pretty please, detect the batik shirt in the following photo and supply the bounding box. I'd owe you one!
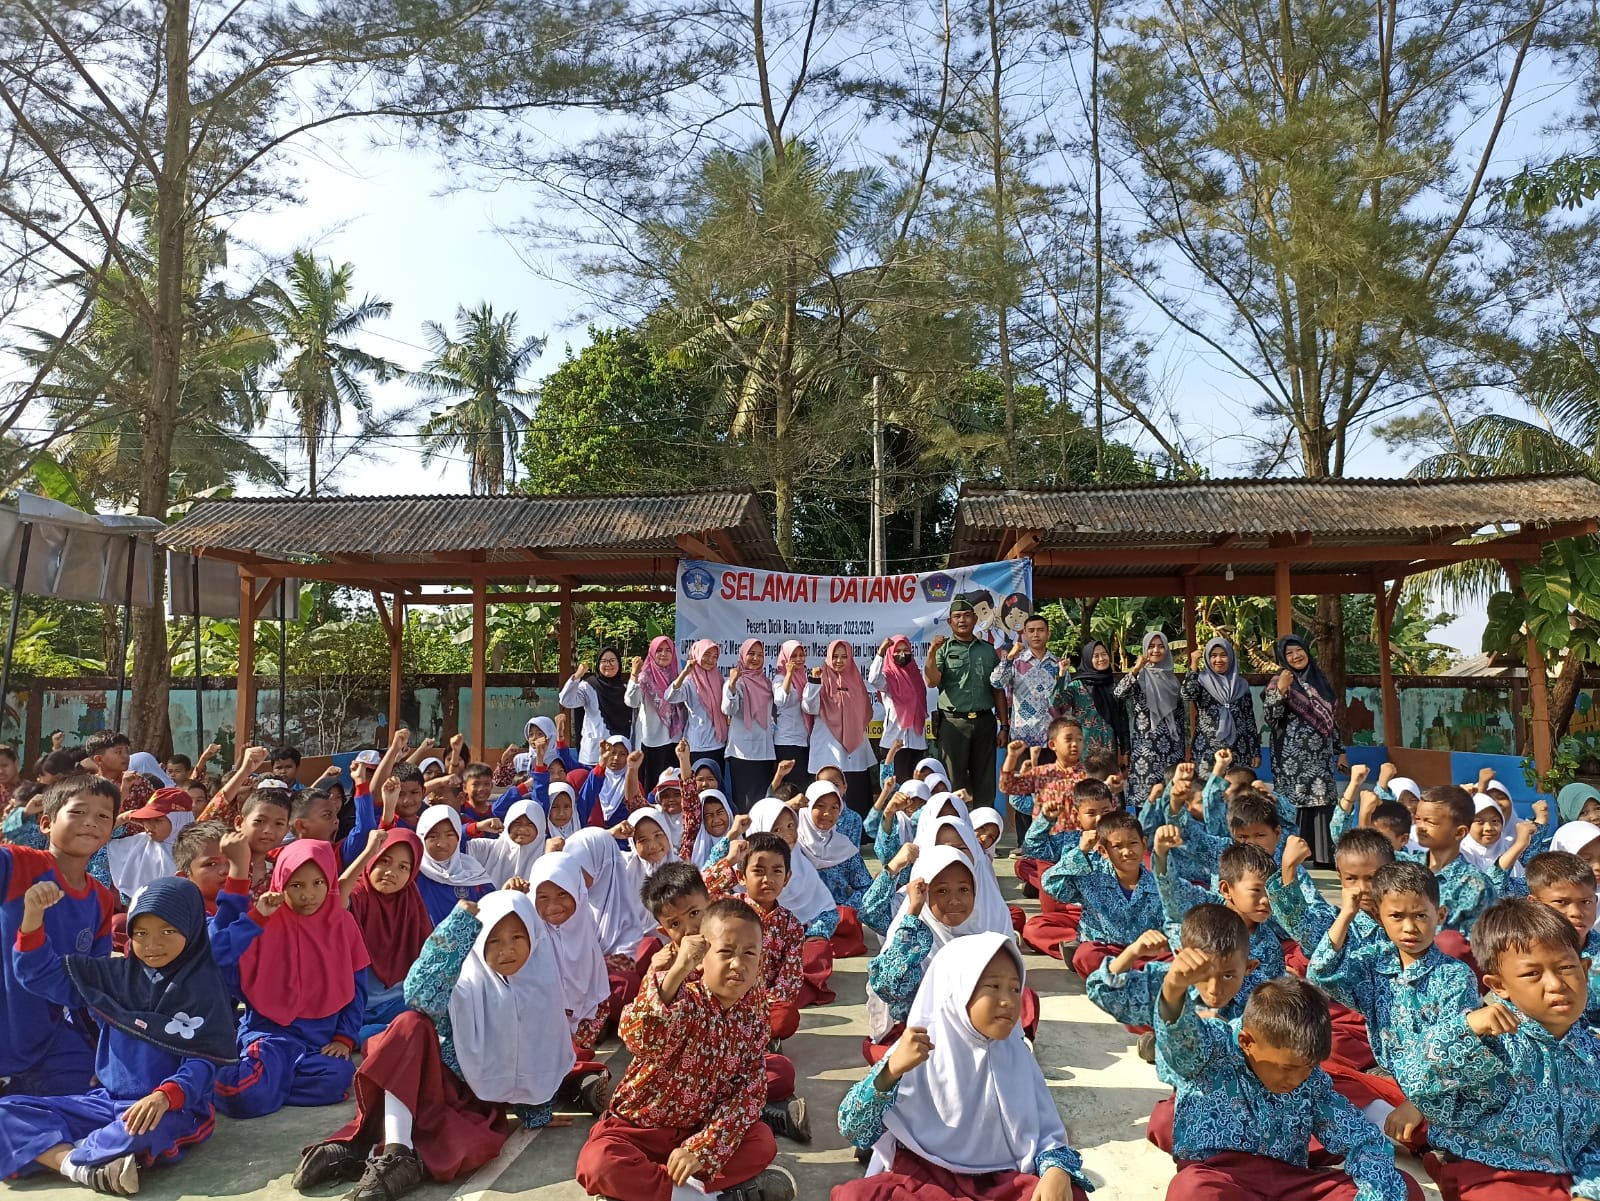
[1155,866,1286,979]
[1156,1004,1416,1201]
[703,859,805,1005]
[999,760,1085,821]
[701,831,840,941]
[1307,936,1478,1087]
[838,1059,1090,1188]
[865,914,940,1027]
[990,649,1061,750]
[1408,998,1600,1195]
[1267,871,1385,958]
[1086,958,1257,1028]
[1041,850,1164,946]
[611,974,769,1179]
[1394,850,1494,935]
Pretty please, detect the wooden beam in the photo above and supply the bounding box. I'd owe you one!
[1031,571,1372,600]
[1374,578,1402,750]
[235,570,257,752]
[557,584,574,681]
[1182,579,1198,658]
[370,590,396,642]
[676,533,720,563]
[708,528,744,567]
[1275,559,1293,638]
[1029,537,1555,570]
[469,574,487,760]
[236,557,669,583]
[401,589,675,605]
[1004,530,1042,561]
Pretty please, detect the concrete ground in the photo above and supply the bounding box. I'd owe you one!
[7,851,1440,1201]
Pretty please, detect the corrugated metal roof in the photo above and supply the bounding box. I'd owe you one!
[158,490,784,573]
[952,474,1600,561]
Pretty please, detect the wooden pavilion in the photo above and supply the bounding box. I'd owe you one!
[949,474,1600,776]
[156,490,783,755]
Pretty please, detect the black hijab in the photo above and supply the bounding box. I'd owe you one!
[592,646,633,740]
[1077,641,1129,752]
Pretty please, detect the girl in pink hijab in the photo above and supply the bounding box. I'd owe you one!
[867,634,930,784]
[626,635,687,787]
[663,639,729,774]
[722,637,777,810]
[772,640,815,793]
[803,639,877,820]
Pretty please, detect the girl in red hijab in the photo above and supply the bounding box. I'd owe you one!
[867,635,930,784]
[349,828,433,1043]
[663,639,729,775]
[803,639,878,820]
[211,840,372,1119]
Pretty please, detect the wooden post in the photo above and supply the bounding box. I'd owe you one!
[470,574,487,759]
[1275,559,1293,639]
[236,570,257,751]
[1506,562,1554,780]
[1374,581,1402,751]
[1182,581,1197,657]
[557,584,574,681]
[389,597,404,740]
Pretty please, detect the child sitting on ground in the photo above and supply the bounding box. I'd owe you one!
[1,877,236,1195]
[573,898,797,1201]
[173,819,232,916]
[564,827,655,1020]
[1019,779,1122,958]
[293,890,573,1201]
[1308,860,1479,1147]
[703,835,805,1055]
[1153,839,1286,982]
[346,828,433,1044]
[0,777,118,1097]
[1041,810,1166,979]
[1519,850,1600,1023]
[104,788,192,903]
[231,785,291,897]
[1409,897,1600,1201]
[796,779,873,909]
[412,806,495,925]
[1158,975,1423,1200]
[1401,785,1494,965]
[211,841,371,1119]
[526,852,615,1115]
[837,932,1093,1201]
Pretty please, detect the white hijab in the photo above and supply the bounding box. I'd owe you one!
[106,826,181,900]
[967,808,1003,860]
[797,780,858,870]
[545,782,582,840]
[620,808,679,900]
[525,852,610,1027]
[416,806,494,889]
[691,791,734,867]
[748,797,836,925]
[564,827,652,955]
[513,716,560,773]
[869,845,987,1039]
[128,751,176,789]
[874,934,1069,1178]
[597,765,629,822]
[447,889,574,1105]
[913,757,945,778]
[1460,792,1510,873]
[468,799,548,887]
[912,815,1012,938]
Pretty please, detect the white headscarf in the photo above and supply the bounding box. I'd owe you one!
[748,797,835,925]
[1388,777,1421,805]
[797,780,858,870]
[868,845,986,1039]
[468,799,548,887]
[525,852,610,1028]
[620,808,679,900]
[128,751,176,789]
[913,757,945,779]
[912,814,1012,938]
[545,782,582,840]
[873,934,1069,1178]
[106,830,178,900]
[447,889,574,1105]
[564,827,652,955]
[1460,792,1509,873]
[691,791,734,867]
[596,762,629,823]
[416,806,494,890]
[967,807,1003,860]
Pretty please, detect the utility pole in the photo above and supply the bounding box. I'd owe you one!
[871,374,886,574]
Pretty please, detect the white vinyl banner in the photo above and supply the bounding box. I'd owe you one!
[674,558,1036,670]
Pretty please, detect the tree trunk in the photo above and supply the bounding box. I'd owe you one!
[1079,598,1098,647]
[1552,655,1585,742]
[127,0,191,752]
[986,0,1016,477]
[1315,593,1347,739]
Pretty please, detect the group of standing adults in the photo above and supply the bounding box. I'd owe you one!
[556,599,1349,857]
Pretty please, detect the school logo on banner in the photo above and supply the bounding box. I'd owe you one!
[674,559,1035,672]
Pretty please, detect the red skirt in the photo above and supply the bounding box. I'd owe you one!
[324,1010,508,1182]
[1423,1152,1572,1201]
[795,936,836,1006]
[831,1146,1089,1201]
[832,907,869,958]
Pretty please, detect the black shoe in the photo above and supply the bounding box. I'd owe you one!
[854,1146,872,1165]
[767,1036,783,1054]
[343,1149,422,1201]
[1056,939,1080,962]
[761,1097,811,1143]
[293,1141,366,1191]
[86,1155,138,1196]
[577,1071,612,1115]
[719,1167,798,1201]
[1021,882,1039,899]
[1137,1032,1157,1064]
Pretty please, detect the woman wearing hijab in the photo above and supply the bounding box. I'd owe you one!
[771,640,814,791]
[1183,636,1262,772]
[1558,782,1600,827]
[413,807,495,926]
[2,878,237,1191]
[1065,641,1129,763]
[1116,632,1189,809]
[349,828,434,1042]
[1263,634,1347,868]
[625,637,687,786]
[842,934,1091,1201]
[867,635,930,785]
[663,639,729,774]
[559,647,636,767]
[293,890,573,1201]
[721,638,778,812]
[804,639,878,820]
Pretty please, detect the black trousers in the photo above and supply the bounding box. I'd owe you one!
[936,711,998,809]
[725,757,774,813]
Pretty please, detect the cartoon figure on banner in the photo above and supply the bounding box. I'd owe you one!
[996,592,1032,649]
[960,588,1000,646]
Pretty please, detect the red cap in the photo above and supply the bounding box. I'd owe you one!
[126,786,193,821]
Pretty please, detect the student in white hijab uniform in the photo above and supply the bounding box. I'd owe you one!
[688,789,735,867]
[1460,792,1510,874]
[966,807,1004,859]
[526,853,611,1033]
[545,781,583,841]
[414,805,495,924]
[467,798,548,887]
[617,807,679,904]
[867,845,984,1041]
[563,826,654,956]
[745,796,837,927]
[909,814,1013,940]
[842,932,1090,1200]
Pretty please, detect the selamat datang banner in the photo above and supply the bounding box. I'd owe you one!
[673,558,1037,673]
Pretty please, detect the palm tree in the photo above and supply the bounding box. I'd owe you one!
[259,251,401,496]
[413,304,543,494]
